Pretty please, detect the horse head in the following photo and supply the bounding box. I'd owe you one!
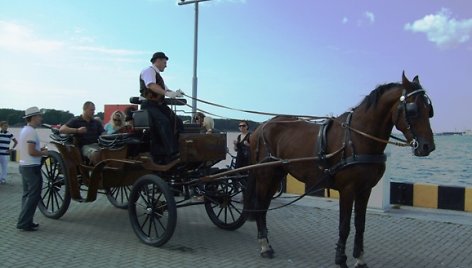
[392,72,435,156]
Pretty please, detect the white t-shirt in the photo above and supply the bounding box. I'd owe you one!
[18,125,41,166]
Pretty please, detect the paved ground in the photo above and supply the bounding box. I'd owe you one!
[1,161,472,268]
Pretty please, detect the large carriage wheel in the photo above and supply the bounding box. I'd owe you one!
[38,151,71,219]
[204,176,248,230]
[128,174,177,247]
[106,185,131,209]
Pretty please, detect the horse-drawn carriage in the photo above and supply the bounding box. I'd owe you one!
[38,97,248,246]
[38,72,436,267]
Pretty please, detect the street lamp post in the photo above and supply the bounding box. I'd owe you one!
[178,0,211,122]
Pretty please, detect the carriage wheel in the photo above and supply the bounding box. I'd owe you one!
[204,176,248,230]
[106,185,131,209]
[38,151,71,219]
[128,174,177,247]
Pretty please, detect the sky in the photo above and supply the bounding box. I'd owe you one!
[0,0,471,132]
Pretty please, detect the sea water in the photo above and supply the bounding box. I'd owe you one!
[387,135,472,187]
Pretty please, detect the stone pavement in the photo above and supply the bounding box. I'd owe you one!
[1,161,472,268]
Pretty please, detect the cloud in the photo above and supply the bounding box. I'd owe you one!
[214,0,246,3]
[0,20,64,53]
[0,20,147,115]
[0,20,146,58]
[343,11,375,26]
[71,46,147,56]
[404,8,472,48]
[364,11,375,24]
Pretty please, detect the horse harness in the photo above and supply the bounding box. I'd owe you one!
[256,115,386,191]
[315,88,432,184]
[315,113,386,188]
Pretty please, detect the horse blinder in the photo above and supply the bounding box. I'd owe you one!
[397,93,434,119]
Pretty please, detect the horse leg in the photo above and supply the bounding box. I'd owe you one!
[256,170,284,258]
[244,171,274,258]
[244,165,285,258]
[257,210,274,258]
[352,188,372,268]
[335,189,354,268]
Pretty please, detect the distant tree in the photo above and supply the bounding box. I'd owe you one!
[42,109,74,125]
[0,108,75,127]
[0,109,23,126]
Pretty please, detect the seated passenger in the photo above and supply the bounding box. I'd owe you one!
[59,101,105,163]
[117,106,138,134]
[104,110,126,135]
[194,112,214,134]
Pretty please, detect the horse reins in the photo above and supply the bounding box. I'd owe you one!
[180,91,426,149]
[181,92,329,120]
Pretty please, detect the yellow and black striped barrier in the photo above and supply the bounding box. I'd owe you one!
[390,182,472,212]
[285,174,472,212]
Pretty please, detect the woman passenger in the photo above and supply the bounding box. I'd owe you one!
[104,110,125,135]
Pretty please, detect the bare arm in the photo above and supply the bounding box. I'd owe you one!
[27,142,48,157]
[59,124,86,135]
[147,83,167,96]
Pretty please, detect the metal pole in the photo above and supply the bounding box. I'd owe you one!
[192,2,199,121]
[178,0,211,123]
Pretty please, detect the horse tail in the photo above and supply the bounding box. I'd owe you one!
[243,170,257,221]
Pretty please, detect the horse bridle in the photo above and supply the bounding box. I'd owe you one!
[395,88,434,149]
[338,88,433,149]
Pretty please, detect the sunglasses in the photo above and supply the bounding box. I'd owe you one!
[239,125,247,127]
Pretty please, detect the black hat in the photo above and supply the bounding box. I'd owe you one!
[150,52,169,63]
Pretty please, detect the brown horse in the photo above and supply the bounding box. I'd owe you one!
[243,72,435,268]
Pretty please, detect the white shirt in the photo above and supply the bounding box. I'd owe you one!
[140,65,169,90]
[18,125,41,166]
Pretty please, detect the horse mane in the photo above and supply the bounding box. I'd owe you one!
[361,82,401,112]
[358,79,424,113]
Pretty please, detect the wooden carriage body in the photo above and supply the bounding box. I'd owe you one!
[39,99,247,247]
[51,128,227,202]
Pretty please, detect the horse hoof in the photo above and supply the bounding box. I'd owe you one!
[353,248,363,258]
[354,264,368,268]
[260,248,274,258]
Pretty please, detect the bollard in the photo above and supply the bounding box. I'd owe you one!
[9,149,17,162]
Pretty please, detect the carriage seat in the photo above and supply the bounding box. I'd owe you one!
[182,123,203,133]
[132,109,150,130]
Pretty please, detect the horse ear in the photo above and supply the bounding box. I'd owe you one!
[412,75,420,84]
[402,71,410,86]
